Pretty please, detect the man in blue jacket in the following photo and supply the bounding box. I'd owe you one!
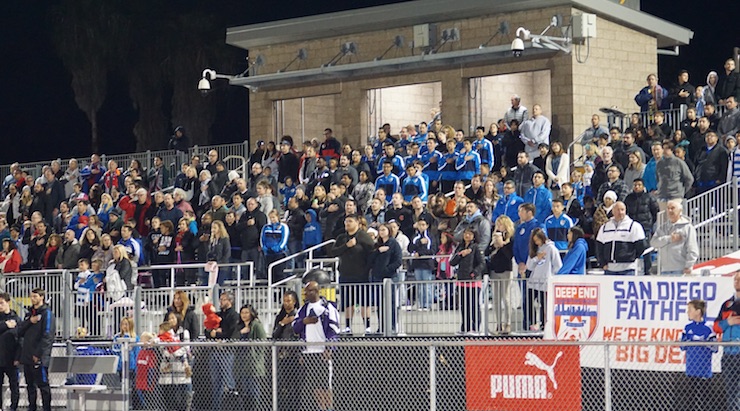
[524,171,553,224]
[455,139,481,185]
[513,203,544,330]
[493,180,524,223]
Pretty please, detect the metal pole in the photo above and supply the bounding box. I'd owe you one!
[383,278,393,337]
[604,344,612,411]
[272,344,278,411]
[122,341,130,411]
[482,275,490,337]
[733,177,739,251]
[237,264,242,287]
[62,270,72,339]
[429,345,437,411]
[133,287,142,337]
[170,267,176,289]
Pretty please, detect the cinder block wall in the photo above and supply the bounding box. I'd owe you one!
[248,6,657,150]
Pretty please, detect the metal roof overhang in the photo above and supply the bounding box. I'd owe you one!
[226,0,693,50]
[229,43,557,91]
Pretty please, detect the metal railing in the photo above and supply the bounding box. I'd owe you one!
[12,339,738,411]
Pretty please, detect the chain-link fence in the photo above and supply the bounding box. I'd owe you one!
[5,339,736,411]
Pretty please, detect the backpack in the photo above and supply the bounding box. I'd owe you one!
[106,264,126,301]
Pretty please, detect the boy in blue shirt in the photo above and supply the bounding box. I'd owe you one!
[677,299,717,410]
[279,176,297,209]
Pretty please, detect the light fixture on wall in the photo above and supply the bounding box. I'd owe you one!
[479,21,510,48]
[511,15,572,55]
[375,35,405,61]
[278,49,308,73]
[323,42,358,67]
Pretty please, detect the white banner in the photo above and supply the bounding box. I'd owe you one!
[545,275,734,370]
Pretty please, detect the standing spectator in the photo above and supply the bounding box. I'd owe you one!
[524,171,553,224]
[581,114,610,144]
[694,131,728,194]
[650,200,699,276]
[55,229,80,270]
[285,197,307,269]
[675,299,717,411]
[591,146,622,198]
[596,165,631,205]
[0,292,20,411]
[261,209,289,283]
[168,126,189,152]
[715,272,740,411]
[492,180,524,223]
[623,153,645,188]
[450,228,485,335]
[717,58,740,104]
[642,142,662,195]
[525,228,562,331]
[17,288,55,411]
[408,218,437,312]
[489,216,515,335]
[208,220,231,285]
[718,96,740,139]
[544,199,574,251]
[278,139,300,184]
[147,156,169,193]
[165,290,198,340]
[157,194,183,227]
[327,214,374,333]
[319,128,341,161]
[292,281,340,411]
[453,201,491,254]
[595,201,646,275]
[511,152,539,197]
[513,203,543,330]
[62,158,81,199]
[235,304,267,410]
[657,141,694,208]
[519,104,551,160]
[205,292,239,411]
[704,71,719,106]
[504,94,529,126]
[634,73,668,112]
[668,69,696,108]
[558,226,589,274]
[501,119,525,168]
[624,179,659,274]
[368,224,403,333]
[80,154,106,194]
[272,291,300,411]
[545,141,569,195]
[242,198,267,279]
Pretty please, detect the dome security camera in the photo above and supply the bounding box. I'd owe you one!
[511,38,524,57]
[197,77,211,95]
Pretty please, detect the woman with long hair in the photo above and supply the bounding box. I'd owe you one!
[623,152,645,187]
[207,220,231,286]
[480,179,499,218]
[166,290,199,339]
[0,238,22,273]
[450,228,485,335]
[545,141,570,197]
[93,234,115,266]
[489,215,515,334]
[78,228,101,262]
[310,184,328,211]
[369,223,403,333]
[42,234,62,269]
[111,244,134,290]
[558,226,589,274]
[235,304,267,410]
[525,228,562,331]
[97,193,115,229]
[174,218,197,286]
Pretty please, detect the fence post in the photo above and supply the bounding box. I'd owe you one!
[62,270,73,339]
[243,140,250,160]
[733,177,739,251]
[429,344,437,411]
[272,344,278,411]
[482,275,490,337]
[146,150,152,169]
[170,267,176,289]
[604,343,612,411]
[383,278,393,337]
[122,341,130,411]
[133,286,142,337]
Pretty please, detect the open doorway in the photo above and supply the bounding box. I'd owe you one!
[367,82,442,140]
[274,94,337,143]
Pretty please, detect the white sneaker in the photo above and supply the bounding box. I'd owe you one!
[341,327,352,334]
[365,327,373,334]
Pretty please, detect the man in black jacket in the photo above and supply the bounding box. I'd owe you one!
[241,198,267,278]
[17,288,55,411]
[624,179,659,274]
[328,214,375,333]
[205,292,239,410]
[0,292,21,411]
[695,131,728,195]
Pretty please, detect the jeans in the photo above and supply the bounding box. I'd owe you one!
[605,269,636,276]
[243,248,265,279]
[490,271,513,328]
[415,269,434,309]
[208,349,235,411]
[459,285,481,333]
[527,289,546,329]
[0,366,19,410]
[288,239,305,270]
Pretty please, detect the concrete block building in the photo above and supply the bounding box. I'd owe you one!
[222,0,692,149]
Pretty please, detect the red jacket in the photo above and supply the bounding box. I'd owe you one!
[118,195,151,236]
[135,349,157,391]
[0,249,22,273]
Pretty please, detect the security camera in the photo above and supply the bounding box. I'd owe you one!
[511,38,524,57]
[197,77,211,95]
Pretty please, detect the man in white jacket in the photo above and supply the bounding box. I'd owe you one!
[650,200,699,275]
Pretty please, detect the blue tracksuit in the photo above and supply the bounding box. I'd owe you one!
[524,185,553,225]
[405,154,422,166]
[440,152,459,183]
[402,175,428,202]
[492,194,524,223]
[375,173,401,202]
[376,155,406,178]
[475,138,495,166]
[260,222,289,255]
[557,238,588,274]
[421,150,443,182]
[681,320,717,378]
[455,150,481,181]
[513,218,544,265]
[411,133,428,147]
[544,213,574,250]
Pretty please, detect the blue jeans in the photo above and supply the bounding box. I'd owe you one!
[208,349,235,411]
[288,239,304,270]
[605,269,636,276]
[243,248,265,279]
[415,269,434,309]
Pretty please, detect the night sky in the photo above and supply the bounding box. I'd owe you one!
[0,0,733,165]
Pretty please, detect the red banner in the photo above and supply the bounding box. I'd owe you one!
[465,345,581,411]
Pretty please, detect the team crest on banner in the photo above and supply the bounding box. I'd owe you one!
[553,285,599,341]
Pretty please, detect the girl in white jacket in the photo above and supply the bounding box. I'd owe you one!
[525,228,562,331]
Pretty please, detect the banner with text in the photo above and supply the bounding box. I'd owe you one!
[544,275,734,370]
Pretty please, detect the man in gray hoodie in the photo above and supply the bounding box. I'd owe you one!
[650,200,699,275]
[656,141,694,210]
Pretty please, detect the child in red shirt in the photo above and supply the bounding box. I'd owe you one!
[135,332,158,409]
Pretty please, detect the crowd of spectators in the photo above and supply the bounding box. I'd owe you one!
[0,61,737,336]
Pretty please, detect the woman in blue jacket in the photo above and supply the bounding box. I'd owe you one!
[557,226,588,274]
